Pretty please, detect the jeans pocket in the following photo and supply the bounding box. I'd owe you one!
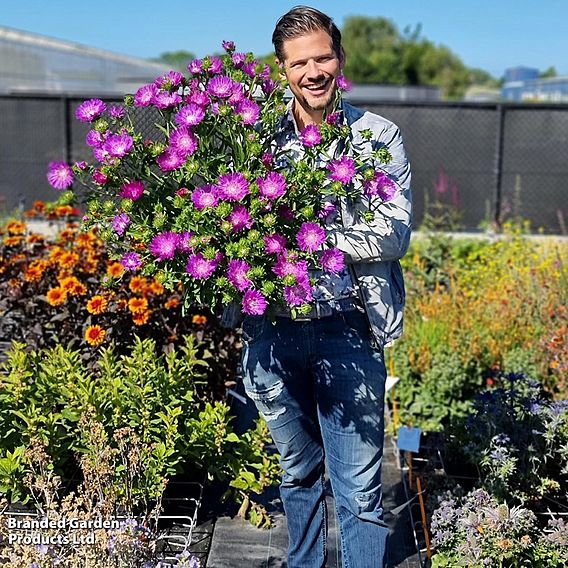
[241,315,265,344]
[341,309,370,338]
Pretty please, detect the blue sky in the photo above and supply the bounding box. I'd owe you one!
[1,0,566,78]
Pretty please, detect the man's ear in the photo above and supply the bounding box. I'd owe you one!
[339,47,346,70]
[275,58,286,80]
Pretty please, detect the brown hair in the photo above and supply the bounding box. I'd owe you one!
[272,5,342,63]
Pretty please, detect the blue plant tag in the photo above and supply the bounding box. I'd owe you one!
[397,426,421,453]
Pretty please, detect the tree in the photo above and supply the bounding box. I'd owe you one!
[540,66,557,79]
[151,50,196,71]
[341,15,473,99]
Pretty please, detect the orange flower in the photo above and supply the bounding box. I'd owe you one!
[85,325,106,346]
[49,247,65,264]
[116,298,128,311]
[58,252,79,270]
[58,229,76,242]
[148,280,165,296]
[46,287,67,306]
[107,262,125,278]
[129,276,148,293]
[132,310,151,326]
[24,266,43,282]
[164,297,180,310]
[26,233,45,245]
[3,236,24,246]
[59,276,86,296]
[6,221,26,235]
[33,200,45,212]
[192,314,208,325]
[83,255,99,274]
[87,295,109,315]
[55,205,75,217]
[128,297,148,314]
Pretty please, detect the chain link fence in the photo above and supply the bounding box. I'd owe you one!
[1,95,567,234]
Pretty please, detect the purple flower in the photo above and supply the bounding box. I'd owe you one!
[228,83,245,106]
[300,124,322,147]
[236,99,260,125]
[284,283,313,306]
[242,289,267,315]
[120,252,142,271]
[157,149,185,171]
[264,233,287,254]
[191,185,218,209]
[188,59,203,74]
[257,171,286,200]
[177,231,194,253]
[222,40,235,52]
[363,171,397,201]
[336,75,353,91]
[296,222,326,252]
[228,205,253,231]
[109,105,125,119]
[262,79,278,95]
[227,259,252,292]
[277,204,295,221]
[272,254,309,284]
[327,156,356,184]
[153,90,182,109]
[75,98,106,122]
[207,76,235,98]
[187,89,210,107]
[326,112,341,125]
[320,248,345,273]
[217,172,249,201]
[47,161,73,189]
[175,103,206,127]
[134,84,157,107]
[119,180,144,200]
[231,52,247,68]
[112,213,130,236]
[86,129,104,147]
[208,56,223,74]
[317,201,338,222]
[155,70,184,90]
[74,160,87,170]
[186,253,217,279]
[262,152,273,167]
[93,169,108,185]
[149,231,179,260]
[243,61,259,78]
[103,133,134,158]
[170,127,198,157]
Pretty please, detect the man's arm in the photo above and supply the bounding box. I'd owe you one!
[327,123,412,263]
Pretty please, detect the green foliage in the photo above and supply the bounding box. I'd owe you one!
[0,338,280,525]
[341,16,471,99]
[151,50,196,71]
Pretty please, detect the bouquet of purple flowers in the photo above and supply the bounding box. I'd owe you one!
[47,41,396,317]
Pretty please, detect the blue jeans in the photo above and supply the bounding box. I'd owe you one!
[241,309,389,568]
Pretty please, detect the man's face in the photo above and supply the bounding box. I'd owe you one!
[279,29,343,117]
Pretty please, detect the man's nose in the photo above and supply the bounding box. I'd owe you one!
[305,59,323,79]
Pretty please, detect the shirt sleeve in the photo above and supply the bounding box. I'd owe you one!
[327,123,412,263]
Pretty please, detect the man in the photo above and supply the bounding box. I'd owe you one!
[239,6,412,567]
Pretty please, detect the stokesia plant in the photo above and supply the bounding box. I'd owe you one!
[430,488,568,567]
[46,41,398,317]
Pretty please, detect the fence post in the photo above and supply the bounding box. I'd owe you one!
[493,104,505,229]
[63,96,72,165]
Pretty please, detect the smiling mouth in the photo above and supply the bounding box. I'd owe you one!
[302,79,331,94]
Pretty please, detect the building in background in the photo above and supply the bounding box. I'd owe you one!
[0,25,169,95]
[502,66,568,102]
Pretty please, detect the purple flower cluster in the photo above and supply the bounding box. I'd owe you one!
[363,171,397,201]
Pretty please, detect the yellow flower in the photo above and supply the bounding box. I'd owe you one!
[85,325,106,346]
[6,220,26,235]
